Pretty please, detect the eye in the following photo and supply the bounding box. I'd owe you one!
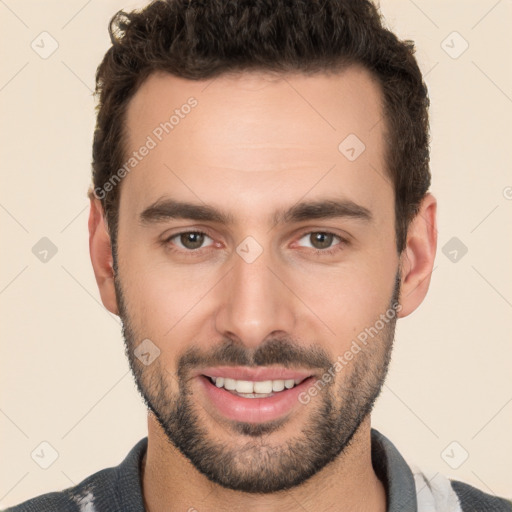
[166,231,214,251]
[296,231,346,254]
[162,230,348,256]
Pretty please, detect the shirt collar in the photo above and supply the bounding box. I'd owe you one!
[371,428,418,512]
[120,428,418,512]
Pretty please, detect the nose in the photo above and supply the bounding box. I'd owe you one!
[214,243,297,349]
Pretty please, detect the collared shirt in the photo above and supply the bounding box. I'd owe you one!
[4,429,511,511]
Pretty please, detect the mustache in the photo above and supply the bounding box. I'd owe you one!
[177,337,333,378]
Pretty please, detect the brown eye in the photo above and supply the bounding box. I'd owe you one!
[181,232,204,250]
[298,232,339,250]
[168,231,213,251]
[310,232,335,249]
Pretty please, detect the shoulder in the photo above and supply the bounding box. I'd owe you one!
[3,437,148,512]
[451,479,512,512]
[409,459,511,512]
[3,466,117,512]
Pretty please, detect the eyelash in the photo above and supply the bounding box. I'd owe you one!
[162,229,348,257]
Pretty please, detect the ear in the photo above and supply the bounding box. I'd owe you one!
[88,195,119,315]
[397,193,437,318]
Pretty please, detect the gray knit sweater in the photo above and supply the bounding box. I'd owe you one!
[4,429,511,511]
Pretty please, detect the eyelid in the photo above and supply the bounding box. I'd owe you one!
[295,230,343,246]
[162,227,350,254]
[292,230,349,256]
[164,229,216,249]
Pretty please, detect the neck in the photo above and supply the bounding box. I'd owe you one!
[141,413,386,512]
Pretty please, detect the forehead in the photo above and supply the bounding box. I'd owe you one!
[120,66,391,223]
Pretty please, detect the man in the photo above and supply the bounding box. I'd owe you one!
[5,0,511,511]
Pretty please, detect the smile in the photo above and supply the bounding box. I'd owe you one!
[195,366,316,423]
[206,376,307,398]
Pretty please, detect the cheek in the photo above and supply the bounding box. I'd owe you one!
[119,245,219,360]
[320,275,384,333]
[128,269,200,332]
[292,257,396,348]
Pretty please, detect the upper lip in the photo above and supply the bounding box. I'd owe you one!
[196,366,314,382]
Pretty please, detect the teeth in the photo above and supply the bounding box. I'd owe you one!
[272,380,285,392]
[253,380,272,394]
[223,377,236,390]
[234,392,273,399]
[210,376,304,394]
[235,380,254,393]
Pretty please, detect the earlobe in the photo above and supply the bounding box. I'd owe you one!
[88,196,119,315]
[397,193,438,318]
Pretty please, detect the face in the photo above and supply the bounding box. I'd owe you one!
[113,67,402,493]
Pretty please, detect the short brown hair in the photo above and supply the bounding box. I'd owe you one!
[91,0,431,255]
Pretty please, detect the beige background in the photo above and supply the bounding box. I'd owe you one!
[1,0,511,507]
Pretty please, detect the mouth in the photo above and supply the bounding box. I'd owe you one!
[195,366,316,423]
[204,375,308,398]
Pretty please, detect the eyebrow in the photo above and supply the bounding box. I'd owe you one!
[139,197,373,227]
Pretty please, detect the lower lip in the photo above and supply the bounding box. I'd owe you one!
[197,375,314,424]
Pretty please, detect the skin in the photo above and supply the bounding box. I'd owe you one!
[89,65,437,511]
